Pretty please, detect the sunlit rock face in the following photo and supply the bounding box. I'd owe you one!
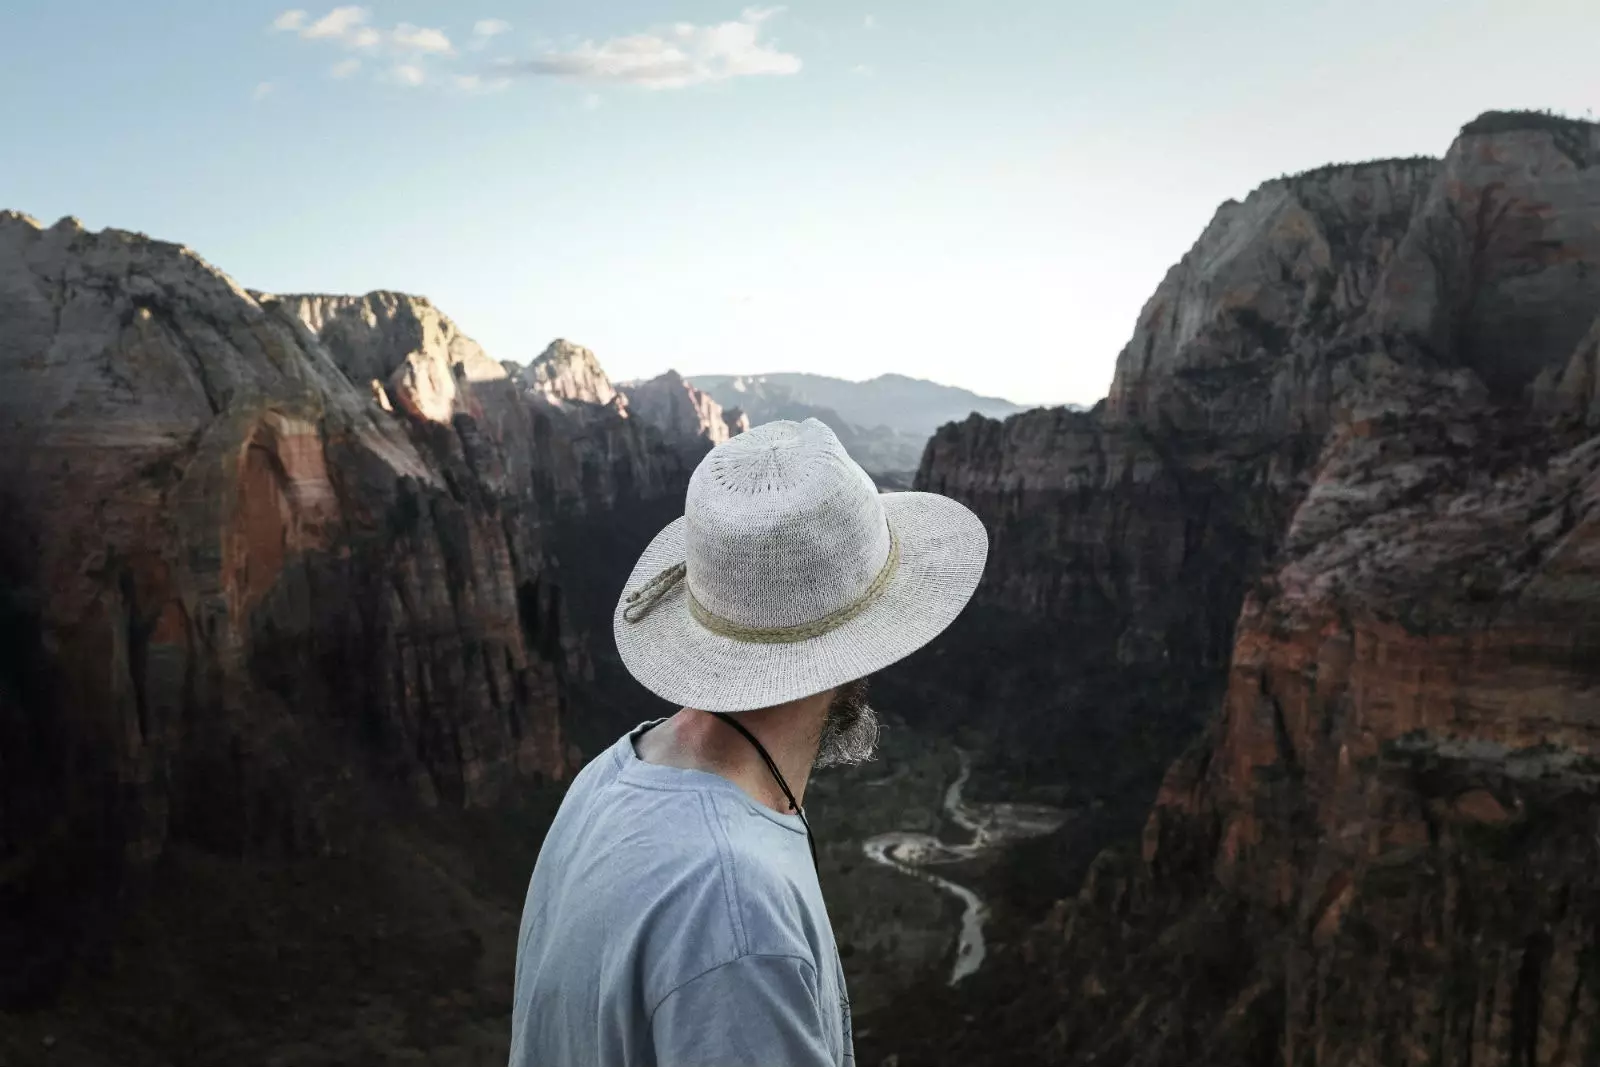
[517,338,620,410]
[1104,156,1441,436]
[619,369,738,447]
[873,112,1600,1066]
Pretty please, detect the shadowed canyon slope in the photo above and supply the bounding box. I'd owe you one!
[861,111,1600,1066]
[0,216,710,1032]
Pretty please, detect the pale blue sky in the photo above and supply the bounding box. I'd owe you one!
[4,1,1595,404]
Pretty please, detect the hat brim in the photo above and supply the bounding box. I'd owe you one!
[612,492,989,713]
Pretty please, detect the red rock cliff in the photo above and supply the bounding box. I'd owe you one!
[876,111,1600,1066]
[0,214,689,1003]
[619,369,739,447]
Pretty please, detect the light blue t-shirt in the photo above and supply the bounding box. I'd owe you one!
[509,720,855,1067]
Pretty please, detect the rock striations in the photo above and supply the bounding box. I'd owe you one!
[870,111,1600,1065]
[0,213,703,1008]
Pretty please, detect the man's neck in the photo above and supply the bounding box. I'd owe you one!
[635,695,829,813]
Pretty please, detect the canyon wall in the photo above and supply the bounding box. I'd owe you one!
[616,369,734,446]
[866,112,1600,1064]
[0,215,694,1007]
[902,155,1447,822]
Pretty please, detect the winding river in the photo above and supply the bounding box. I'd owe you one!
[861,749,1069,985]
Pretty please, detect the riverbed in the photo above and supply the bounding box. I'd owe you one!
[861,749,1069,984]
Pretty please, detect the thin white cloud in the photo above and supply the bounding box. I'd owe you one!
[303,6,368,40]
[864,14,877,29]
[252,81,276,100]
[272,7,385,50]
[393,23,454,55]
[583,92,602,110]
[270,9,516,94]
[852,63,874,76]
[504,6,801,90]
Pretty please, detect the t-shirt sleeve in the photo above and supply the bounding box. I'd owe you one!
[651,953,835,1067]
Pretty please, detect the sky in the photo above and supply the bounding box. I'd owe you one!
[3,1,1597,406]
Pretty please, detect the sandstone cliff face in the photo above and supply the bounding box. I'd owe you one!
[907,405,1297,815]
[901,166,1439,809]
[517,338,621,410]
[1106,115,1600,437]
[269,291,507,423]
[1105,157,1441,436]
[895,157,1461,923]
[872,112,1600,1065]
[619,369,736,446]
[1367,115,1600,398]
[0,213,686,1005]
[988,375,1600,1067]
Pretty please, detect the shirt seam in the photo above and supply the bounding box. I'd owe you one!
[615,770,808,835]
[646,953,820,1025]
[697,791,749,956]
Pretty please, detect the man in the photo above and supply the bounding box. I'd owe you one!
[509,418,988,1067]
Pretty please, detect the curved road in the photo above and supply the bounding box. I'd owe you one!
[861,749,1068,985]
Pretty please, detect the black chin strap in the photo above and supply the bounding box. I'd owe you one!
[710,712,819,872]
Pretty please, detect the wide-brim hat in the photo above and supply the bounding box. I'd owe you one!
[613,418,988,713]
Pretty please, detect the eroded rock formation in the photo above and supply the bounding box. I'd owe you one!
[516,338,622,410]
[951,368,1600,1067]
[0,214,690,1007]
[864,111,1600,1066]
[618,369,736,446]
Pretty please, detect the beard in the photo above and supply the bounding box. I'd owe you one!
[814,676,881,769]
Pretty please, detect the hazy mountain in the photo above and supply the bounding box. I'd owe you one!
[687,372,1035,478]
[690,371,1029,438]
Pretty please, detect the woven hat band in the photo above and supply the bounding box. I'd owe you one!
[622,524,901,644]
[694,523,899,642]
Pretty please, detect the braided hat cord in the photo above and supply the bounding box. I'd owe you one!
[623,528,901,645]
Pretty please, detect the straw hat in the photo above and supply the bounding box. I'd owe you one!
[613,418,989,713]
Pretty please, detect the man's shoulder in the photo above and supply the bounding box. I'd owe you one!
[694,797,825,959]
[560,729,821,960]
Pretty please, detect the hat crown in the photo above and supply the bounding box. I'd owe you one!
[685,419,890,630]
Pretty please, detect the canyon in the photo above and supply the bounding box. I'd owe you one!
[862,748,1069,986]
[3,108,1599,1067]
[0,211,1004,1064]
[855,110,1600,1066]
[0,221,738,1060]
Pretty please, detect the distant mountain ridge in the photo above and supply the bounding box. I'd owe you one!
[687,371,1034,479]
[690,371,1029,437]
